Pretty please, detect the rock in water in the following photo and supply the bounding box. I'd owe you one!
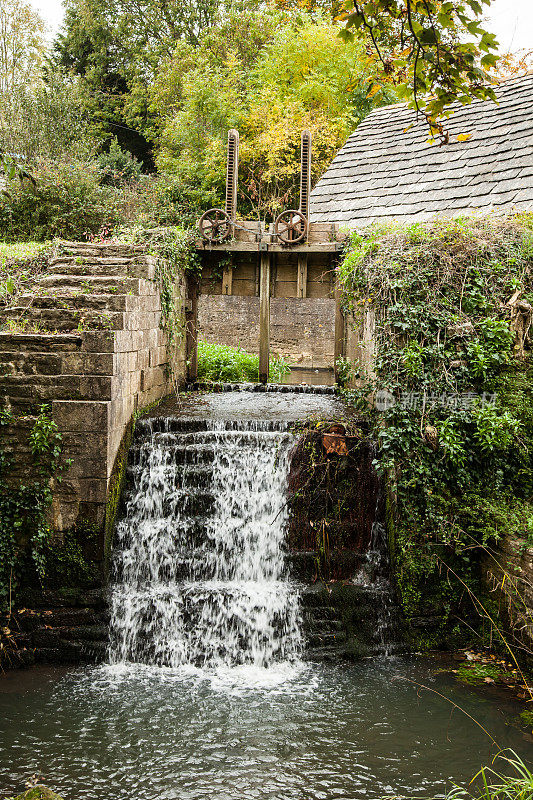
[8,788,63,800]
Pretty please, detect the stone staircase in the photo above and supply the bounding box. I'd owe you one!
[0,240,185,579]
[0,241,153,336]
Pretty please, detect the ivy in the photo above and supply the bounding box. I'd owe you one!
[338,216,533,633]
[0,405,70,611]
[116,224,200,346]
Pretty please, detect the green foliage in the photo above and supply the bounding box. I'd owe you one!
[339,217,533,624]
[0,0,46,95]
[98,138,143,186]
[446,751,533,800]
[41,525,99,589]
[4,788,64,800]
[518,711,533,729]
[0,159,123,241]
[197,340,290,383]
[0,242,51,305]
[341,0,499,140]
[0,77,97,164]
[0,405,69,611]
[155,14,397,218]
[454,661,513,686]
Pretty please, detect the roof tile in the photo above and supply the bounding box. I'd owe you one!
[311,75,533,226]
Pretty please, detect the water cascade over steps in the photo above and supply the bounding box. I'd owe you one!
[108,389,402,671]
[108,416,302,668]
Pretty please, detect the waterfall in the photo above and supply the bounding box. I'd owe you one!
[108,418,302,669]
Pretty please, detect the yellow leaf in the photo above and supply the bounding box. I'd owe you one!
[457,133,473,142]
[366,84,381,99]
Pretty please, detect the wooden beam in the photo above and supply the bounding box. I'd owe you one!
[259,251,270,384]
[185,275,199,383]
[334,279,344,385]
[222,265,232,295]
[297,254,308,298]
[196,241,343,254]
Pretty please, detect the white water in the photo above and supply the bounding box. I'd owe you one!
[108,420,303,671]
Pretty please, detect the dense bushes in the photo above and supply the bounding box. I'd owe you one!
[0,160,122,241]
[0,161,218,241]
[339,216,533,645]
[0,405,69,611]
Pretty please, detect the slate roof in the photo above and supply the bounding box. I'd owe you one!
[310,73,533,227]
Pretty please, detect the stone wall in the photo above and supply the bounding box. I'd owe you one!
[197,252,336,370]
[0,240,187,544]
[482,536,533,659]
[198,295,260,354]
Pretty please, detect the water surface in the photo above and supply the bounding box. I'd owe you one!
[1,657,530,800]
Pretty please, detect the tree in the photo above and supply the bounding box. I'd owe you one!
[0,0,45,94]
[155,15,397,217]
[0,76,97,164]
[51,0,259,163]
[340,0,500,140]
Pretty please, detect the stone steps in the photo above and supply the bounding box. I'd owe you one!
[1,307,125,332]
[1,594,109,668]
[16,293,129,312]
[49,255,136,268]
[56,241,144,258]
[0,240,158,334]
[40,275,140,293]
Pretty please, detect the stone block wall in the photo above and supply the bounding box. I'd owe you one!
[198,295,260,354]
[482,536,533,658]
[0,241,187,541]
[197,252,336,370]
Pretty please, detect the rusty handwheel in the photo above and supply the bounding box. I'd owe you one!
[274,210,308,245]
[199,208,231,243]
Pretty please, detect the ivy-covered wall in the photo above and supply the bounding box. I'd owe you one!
[340,216,533,652]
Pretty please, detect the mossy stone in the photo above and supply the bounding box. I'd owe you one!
[8,786,63,800]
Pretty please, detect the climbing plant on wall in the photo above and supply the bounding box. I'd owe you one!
[0,404,70,611]
[338,216,533,646]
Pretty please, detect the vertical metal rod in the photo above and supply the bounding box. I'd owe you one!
[299,130,312,219]
[225,129,239,226]
[334,270,344,385]
[259,251,271,384]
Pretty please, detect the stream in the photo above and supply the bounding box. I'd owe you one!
[1,390,531,799]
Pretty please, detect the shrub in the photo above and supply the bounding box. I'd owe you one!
[197,341,290,383]
[0,159,122,241]
[339,216,533,639]
[98,138,143,187]
[124,174,219,229]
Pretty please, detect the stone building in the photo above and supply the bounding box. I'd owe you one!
[310,73,533,227]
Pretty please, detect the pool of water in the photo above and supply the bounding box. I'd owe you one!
[1,656,530,800]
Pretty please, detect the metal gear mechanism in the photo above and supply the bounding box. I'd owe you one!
[199,208,232,243]
[274,210,308,245]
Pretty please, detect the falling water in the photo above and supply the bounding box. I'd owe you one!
[108,418,302,669]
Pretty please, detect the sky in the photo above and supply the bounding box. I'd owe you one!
[29,0,533,52]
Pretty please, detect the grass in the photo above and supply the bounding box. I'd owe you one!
[455,662,516,686]
[446,751,533,800]
[0,241,52,307]
[197,340,291,384]
[0,241,50,266]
